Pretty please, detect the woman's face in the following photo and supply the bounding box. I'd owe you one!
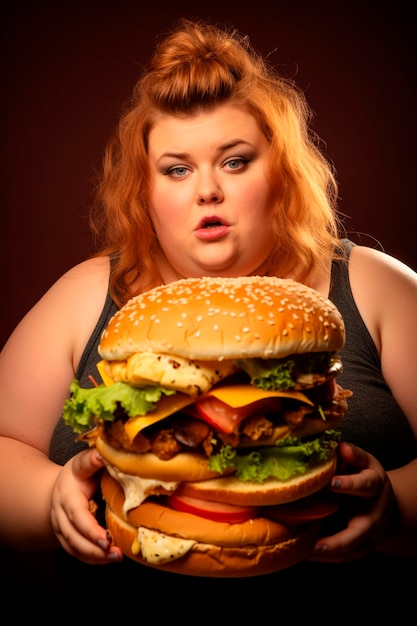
[148,104,276,281]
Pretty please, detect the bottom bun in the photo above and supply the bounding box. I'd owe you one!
[105,508,319,577]
[102,472,321,577]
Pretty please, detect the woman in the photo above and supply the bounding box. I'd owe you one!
[1,19,416,601]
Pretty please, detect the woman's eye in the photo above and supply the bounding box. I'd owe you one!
[166,166,189,178]
[224,157,249,171]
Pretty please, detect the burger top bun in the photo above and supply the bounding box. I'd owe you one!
[99,276,345,362]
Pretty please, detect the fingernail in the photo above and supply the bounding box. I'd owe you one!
[106,529,113,544]
[314,543,328,554]
[107,551,121,561]
[98,539,109,550]
[332,478,342,489]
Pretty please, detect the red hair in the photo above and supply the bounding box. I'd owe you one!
[90,19,345,307]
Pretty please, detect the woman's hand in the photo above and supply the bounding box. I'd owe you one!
[50,448,123,564]
[310,442,396,562]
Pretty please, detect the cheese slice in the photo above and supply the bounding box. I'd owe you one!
[137,527,196,564]
[96,360,115,387]
[124,392,196,441]
[208,384,314,408]
[124,384,313,442]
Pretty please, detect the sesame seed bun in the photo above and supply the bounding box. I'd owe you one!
[99,276,345,363]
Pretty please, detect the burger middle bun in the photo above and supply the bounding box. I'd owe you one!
[96,434,229,482]
[96,434,336,503]
[175,455,337,506]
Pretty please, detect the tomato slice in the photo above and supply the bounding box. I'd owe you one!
[195,395,280,433]
[167,493,259,523]
[264,492,340,525]
[194,396,245,433]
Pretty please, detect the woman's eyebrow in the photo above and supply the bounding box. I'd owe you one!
[157,140,254,162]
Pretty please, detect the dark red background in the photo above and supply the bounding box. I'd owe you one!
[2,1,416,348]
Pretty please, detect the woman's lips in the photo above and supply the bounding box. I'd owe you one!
[194,216,230,240]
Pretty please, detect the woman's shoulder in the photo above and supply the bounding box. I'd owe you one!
[349,244,417,289]
[58,255,110,282]
[347,243,417,353]
[2,256,111,376]
[44,256,110,309]
[51,256,111,362]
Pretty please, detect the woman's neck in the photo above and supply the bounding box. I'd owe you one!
[154,254,332,297]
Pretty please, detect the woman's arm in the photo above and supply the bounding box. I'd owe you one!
[312,246,417,560]
[0,256,122,561]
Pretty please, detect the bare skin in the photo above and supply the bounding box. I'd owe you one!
[1,105,416,564]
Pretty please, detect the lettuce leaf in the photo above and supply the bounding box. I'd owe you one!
[62,379,176,433]
[235,352,336,391]
[208,431,340,482]
[236,358,295,390]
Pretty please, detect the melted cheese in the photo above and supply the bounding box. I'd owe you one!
[105,464,178,515]
[124,392,195,441]
[208,384,314,407]
[137,527,196,564]
[124,384,313,442]
[96,360,115,387]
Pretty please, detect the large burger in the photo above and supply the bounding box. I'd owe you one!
[63,276,351,577]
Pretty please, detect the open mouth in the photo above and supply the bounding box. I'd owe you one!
[194,216,230,240]
[203,220,223,228]
[197,215,228,230]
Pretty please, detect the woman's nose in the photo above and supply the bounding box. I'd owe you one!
[196,176,224,205]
